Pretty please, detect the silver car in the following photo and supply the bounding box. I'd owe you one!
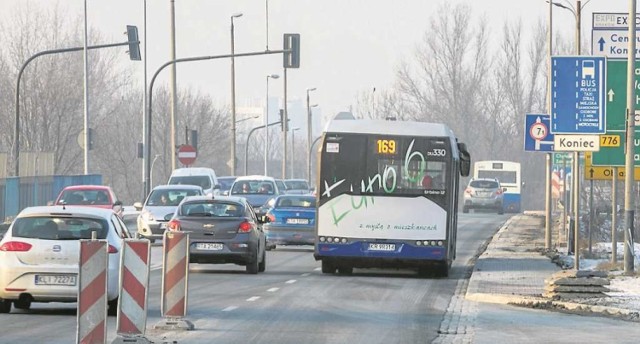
[463,178,505,214]
[137,184,204,241]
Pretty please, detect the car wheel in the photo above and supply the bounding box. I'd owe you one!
[14,297,31,310]
[258,249,266,273]
[321,260,336,274]
[0,299,11,314]
[108,298,118,316]
[462,206,469,213]
[246,252,259,274]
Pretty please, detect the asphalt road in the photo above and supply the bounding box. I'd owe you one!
[0,213,507,344]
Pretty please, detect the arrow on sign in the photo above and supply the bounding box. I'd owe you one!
[608,89,615,102]
[598,37,605,51]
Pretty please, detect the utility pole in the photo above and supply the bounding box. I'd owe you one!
[623,0,636,274]
[169,0,178,170]
[545,0,553,251]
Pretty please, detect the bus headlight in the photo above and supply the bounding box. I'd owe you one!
[416,241,422,246]
[437,241,443,246]
[319,237,326,242]
[341,238,347,244]
[334,237,340,243]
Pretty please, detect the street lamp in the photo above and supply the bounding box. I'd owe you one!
[230,12,243,176]
[150,154,160,188]
[236,115,259,124]
[306,87,317,182]
[265,74,279,176]
[290,127,300,178]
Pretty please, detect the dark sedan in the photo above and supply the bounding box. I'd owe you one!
[167,196,268,274]
[264,195,316,249]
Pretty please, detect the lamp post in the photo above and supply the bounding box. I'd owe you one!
[290,127,300,178]
[306,87,317,182]
[236,115,259,124]
[150,154,160,188]
[230,13,243,176]
[265,74,279,176]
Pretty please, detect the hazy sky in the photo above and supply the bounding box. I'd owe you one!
[0,0,634,125]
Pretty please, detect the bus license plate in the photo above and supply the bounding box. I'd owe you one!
[368,243,395,251]
[35,274,77,286]
[196,243,224,251]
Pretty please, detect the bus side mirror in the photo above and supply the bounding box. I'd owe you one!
[457,142,471,177]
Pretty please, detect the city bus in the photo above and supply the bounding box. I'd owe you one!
[473,160,521,213]
[314,119,470,277]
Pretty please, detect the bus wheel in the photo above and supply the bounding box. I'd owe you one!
[337,266,353,275]
[321,261,336,274]
[437,262,450,278]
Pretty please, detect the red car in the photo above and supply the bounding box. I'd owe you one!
[54,185,119,210]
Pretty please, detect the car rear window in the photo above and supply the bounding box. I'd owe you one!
[11,217,109,240]
[181,202,245,217]
[169,176,211,190]
[276,197,316,208]
[231,180,276,195]
[470,180,499,189]
[58,190,110,205]
[285,180,309,190]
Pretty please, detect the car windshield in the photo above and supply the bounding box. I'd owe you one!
[146,188,201,206]
[285,180,309,190]
[470,180,499,189]
[11,216,109,240]
[231,180,276,195]
[59,190,110,205]
[169,176,211,190]
[181,201,244,217]
[276,197,316,208]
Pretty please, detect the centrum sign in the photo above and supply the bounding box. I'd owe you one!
[553,135,600,152]
[592,12,640,59]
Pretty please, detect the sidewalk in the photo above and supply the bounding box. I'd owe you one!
[466,212,640,321]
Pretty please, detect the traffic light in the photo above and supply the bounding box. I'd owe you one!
[126,25,141,61]
[283,33,300,68]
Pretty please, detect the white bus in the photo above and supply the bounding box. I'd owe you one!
[473,160,522,213]
[314,119,470,277]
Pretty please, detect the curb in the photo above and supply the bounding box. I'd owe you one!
[466,292,640,320]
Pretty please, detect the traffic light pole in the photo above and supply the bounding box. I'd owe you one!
[144,49,287,199]
[245,121,282,176]
[13,40,136,177]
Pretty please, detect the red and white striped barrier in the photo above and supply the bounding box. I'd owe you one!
[76,240,108,344]
[114,240,150,341]
[155,231,193,330]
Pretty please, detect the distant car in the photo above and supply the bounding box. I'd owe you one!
[264,195,316,249]
[54,185,118,209]
[167,167,220,196]
[0,205,131,315]
[463,178,505,214]
[137,184,204,241]
[167,195,268,274]
[284,179,311,194]
[229,175,283,218]
[274,179,288,194]
[217,176,237,196]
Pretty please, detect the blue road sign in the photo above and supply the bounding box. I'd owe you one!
[550,56,606,134]
[524,114,554,152]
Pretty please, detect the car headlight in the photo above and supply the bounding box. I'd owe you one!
[142,211,155,222]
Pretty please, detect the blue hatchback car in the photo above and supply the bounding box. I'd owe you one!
[264,195,316,249]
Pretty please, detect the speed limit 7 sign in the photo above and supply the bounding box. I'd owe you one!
[524,114,554,152]
[530,122,548,141]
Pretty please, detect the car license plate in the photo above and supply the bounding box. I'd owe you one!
[196,243,224,251]
[286,218,309,224]
[368,243,395,251]
[35,274,77,286]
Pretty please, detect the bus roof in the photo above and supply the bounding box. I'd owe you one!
[323,119,455,138]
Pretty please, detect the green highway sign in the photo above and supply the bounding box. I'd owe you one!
[552,152,572,165]
[604,60,640,131]
[592,60,640,166]
[591,131,640,166]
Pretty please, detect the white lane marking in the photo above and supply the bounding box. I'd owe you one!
[267,287,280,292]
[301,273,310,277]
[285,279,297,284]
[222,306,238,312]
[246,296,260,302]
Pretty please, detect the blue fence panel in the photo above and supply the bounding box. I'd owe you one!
[1,174,102,221]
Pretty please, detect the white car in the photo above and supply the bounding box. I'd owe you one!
[0,205,132,315]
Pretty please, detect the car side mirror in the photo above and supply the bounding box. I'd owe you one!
[133,201,143,211]
[258,215,271,224]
